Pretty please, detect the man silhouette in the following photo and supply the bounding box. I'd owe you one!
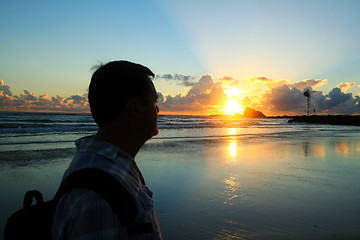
[52,61,162,239]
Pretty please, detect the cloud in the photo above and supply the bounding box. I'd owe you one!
[290,79,328,91]
[65,94,88,105]
[220,76,233,81]
[1,77,359,115]
[0,80,12,96]
[158,75,228,114]
[247,77,328,92]
[156,74,196,86]
[336,82,356,93]
[187,75,214,96]
[247,77,290,91]
[318,87,360,114]
[157,75,359,115]
[247,85,360,116]
[20,90,37,101]
[249,77,271,82]
[259,85,307,115]
[0,80,89,112]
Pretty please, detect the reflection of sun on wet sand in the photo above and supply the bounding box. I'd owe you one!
[288,115,360,126]
[222,174,247,206]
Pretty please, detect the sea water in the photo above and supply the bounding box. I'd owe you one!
[1,112,360,239]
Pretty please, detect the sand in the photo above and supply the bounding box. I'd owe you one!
[1,130,360,239]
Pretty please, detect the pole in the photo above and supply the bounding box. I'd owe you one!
[307,95,310,116]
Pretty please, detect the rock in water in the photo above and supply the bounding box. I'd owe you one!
[243,108,266,118]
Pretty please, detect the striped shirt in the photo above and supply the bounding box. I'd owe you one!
[52,136,162,240]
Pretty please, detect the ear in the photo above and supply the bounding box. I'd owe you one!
[125,99,144,118]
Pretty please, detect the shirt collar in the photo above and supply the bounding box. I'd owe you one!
[75,136,134,163]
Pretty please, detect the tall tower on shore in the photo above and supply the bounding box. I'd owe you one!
[303,89,311,116]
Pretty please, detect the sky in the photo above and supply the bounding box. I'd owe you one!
[1,0,360,115]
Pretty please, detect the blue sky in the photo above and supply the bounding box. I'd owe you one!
[1,0,359,115]
[1,0,203,96]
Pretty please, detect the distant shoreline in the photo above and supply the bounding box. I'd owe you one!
[288,115,360,126]
[1,111,359,127]
[207,114,360,126]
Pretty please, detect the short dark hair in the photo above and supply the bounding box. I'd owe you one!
[88,60,155,127]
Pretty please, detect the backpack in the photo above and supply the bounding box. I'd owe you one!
[4,168,153,240]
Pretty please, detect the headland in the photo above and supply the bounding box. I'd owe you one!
[288,115,360,126]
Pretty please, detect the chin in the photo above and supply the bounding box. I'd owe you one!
[150,128,159,138]
[144,129,159,141]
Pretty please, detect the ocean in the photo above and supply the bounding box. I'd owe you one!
[1,111,360,239]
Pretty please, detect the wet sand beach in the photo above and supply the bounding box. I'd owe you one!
[1,135,360,239]
[1,113,360,239]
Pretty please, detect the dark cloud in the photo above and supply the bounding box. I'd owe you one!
[157,92,165,103]
[261,85,306,114]
[250,85,360,115]
[327,88,352,105]
[65,94,88,105]
[20,90,37,101]
[318,88,360,114]
[0,80,12,96]
[156,74,196,86]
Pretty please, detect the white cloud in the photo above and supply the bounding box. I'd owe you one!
[158,74,228,114]
[336,82,356,93]
[290,79,328,91]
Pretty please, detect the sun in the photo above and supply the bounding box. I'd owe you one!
[224,99,243,115]
[222,86,245,115]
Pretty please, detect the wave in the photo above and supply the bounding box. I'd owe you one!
[0,113,290,135]
[0,112,96,133]
[0,139,74,145]
[1,148,77,165]
[1,112,357,141]
[0,125,98,134]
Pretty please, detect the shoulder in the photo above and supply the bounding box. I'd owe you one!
[60,188,111,209]
[52,189,127,240]
[54,188,118,222]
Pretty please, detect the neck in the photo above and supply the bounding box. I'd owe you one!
[94,121,145,159]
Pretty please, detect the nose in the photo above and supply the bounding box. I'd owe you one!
[156,105,160,113]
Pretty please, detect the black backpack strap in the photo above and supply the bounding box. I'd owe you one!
[54,168,153,235]
[23,190,44,208]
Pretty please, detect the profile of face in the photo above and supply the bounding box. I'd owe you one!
[141,78,160,140]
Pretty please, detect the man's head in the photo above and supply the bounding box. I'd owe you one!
[88,61,159,137]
